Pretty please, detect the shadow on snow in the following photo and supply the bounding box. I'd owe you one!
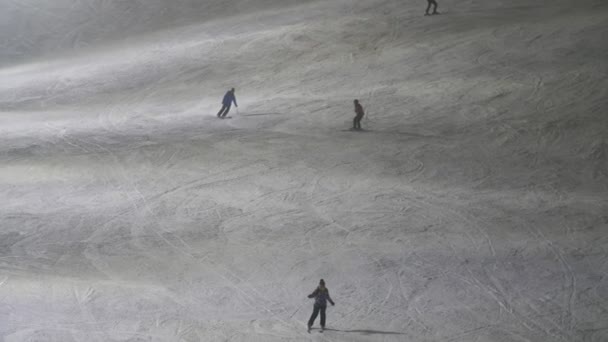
[322,328,406,335]
[240,112,282,116]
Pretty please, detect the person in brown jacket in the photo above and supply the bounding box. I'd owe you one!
[425,0,439,15]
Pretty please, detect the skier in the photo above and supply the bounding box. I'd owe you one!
[217,88,238,118]
[307,279,335,333]
[425,0,439,15]
[353,99,365,130]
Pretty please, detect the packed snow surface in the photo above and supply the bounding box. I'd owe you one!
[1,0,607,341]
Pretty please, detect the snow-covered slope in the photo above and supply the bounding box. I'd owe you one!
[1,0,607,341]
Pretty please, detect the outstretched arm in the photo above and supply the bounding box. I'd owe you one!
[307,288,318,299]
[233,96,238,107]
[327,291,335,305]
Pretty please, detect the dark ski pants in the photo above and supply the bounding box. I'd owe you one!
[308,304,327,328]
[426,0,438,14]
[353,114,363,129]
[217,103,232,117]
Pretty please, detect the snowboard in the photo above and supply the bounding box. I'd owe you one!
[218,116,232,119]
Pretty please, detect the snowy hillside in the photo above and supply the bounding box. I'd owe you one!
[1,0,607,341]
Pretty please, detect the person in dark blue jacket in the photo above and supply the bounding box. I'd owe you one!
[217,88,238,118]
[307,279,335,332]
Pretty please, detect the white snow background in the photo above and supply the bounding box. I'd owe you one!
[0,0,607,341]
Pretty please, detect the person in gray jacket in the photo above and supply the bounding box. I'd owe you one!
[307,279,335,332]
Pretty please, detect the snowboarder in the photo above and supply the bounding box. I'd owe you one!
[353,99,365,130]
[217,88,238,118]
[425,0,439,15]
[307,279,335,333]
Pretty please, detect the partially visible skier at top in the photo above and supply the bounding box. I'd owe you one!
[217,88,237,118]
[307,279,335,333]
[425,0,439,16]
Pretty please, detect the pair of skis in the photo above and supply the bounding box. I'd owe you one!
[307,326,324,333]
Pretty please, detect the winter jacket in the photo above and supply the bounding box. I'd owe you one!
[354,103,364,117]
[222,91,237,106]
[308,287,335,307]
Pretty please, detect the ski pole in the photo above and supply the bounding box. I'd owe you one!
[289,302,305,319]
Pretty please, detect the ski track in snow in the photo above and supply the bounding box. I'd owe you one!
[1,0,608,341]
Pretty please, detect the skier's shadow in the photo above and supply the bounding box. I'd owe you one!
[323,328,405,335]
[239,112,282,116]
[340,128,372,132]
